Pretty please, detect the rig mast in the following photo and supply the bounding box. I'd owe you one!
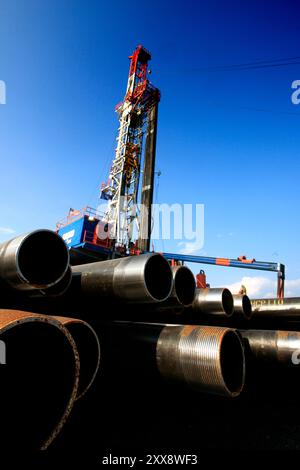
[100,45,160,251]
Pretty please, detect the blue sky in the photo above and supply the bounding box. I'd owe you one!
[0,0,300,296]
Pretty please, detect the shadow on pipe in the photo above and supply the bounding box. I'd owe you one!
[93,321,245,398]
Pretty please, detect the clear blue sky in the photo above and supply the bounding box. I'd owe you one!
[0,0,300,293]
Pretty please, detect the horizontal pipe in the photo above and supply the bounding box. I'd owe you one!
[233,294,252,320]
[162,252,282,273]
[52,316,100,400]
[192,288,234,317]
[251,297,300,319]
[240,329,300,366]
[169,265,196,307]
[0,309,79,451]
[0,230,69,291]
[72,253,173,303]
[157,325,245,397]
[94,321,245,398]
[138,265,196,314]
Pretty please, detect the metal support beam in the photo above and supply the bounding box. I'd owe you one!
[161,252,285,298]
[138,103,159,252]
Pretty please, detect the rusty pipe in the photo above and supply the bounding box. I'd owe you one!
[0,309,79,451]
[192,288,234,317]
[233,294,252,320]
[0,230,69,291]
[72,253,173,303]
[157,325,245,397]
[52,316,100,400]
[240,329,300,366]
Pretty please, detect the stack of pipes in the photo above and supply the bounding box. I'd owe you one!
[1,229,300,452]
[0,230,100,451]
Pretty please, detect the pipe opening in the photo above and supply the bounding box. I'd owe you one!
[242,295,252,319]
[222,288,234,316]
[64,322,100,399]
[144,255,173,301]
[220,331,245,396]
[174,267,196,306]
[0,321,76,450]
[17,231,69,287]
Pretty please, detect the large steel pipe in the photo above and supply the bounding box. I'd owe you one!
[141,265,196,314]
[53,316,100,400]
[251,297,300,319]
[0,230,69,291]
[95,322,245,398]
[157,325,245,397]
[192,288,234,317]
[240,329,300,366]
[168,265,196,307]
[72,253,173,303]
[0,309,79,451]
[233,294,252,320]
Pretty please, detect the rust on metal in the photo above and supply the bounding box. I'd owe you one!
[52,315,100,400]
[156,324,245,398]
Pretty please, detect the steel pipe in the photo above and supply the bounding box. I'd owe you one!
[157,325,245,397]
[30,267,72,298]
[138,102,159,252]
[169,265,196,307]
[192,288,234,317]
[142,265,196,314]
[95,321,245,398]
[0,309,79,451]
[251,297,300,319]
[72,253,173,303]
[233,294,252,320]
[0,230,69,291]
[240,329,300,366]
[53,316,100,400]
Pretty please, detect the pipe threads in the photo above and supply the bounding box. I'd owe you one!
[156,325,245,397]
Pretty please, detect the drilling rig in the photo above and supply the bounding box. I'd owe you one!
[56,45,160,263]
[101,45,160,252]
[56,45,285,297]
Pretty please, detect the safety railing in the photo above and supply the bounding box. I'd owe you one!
[56,206,105,231]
